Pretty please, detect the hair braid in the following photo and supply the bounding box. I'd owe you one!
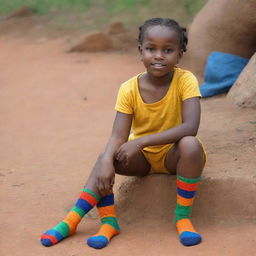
[138,18,188,52]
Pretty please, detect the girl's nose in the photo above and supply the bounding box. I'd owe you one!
[154,50,164,59]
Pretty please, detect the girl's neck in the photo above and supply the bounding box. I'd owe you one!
[145,70,174,87]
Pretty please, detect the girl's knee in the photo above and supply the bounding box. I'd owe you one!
[113,159,126,174]
[177,136,203,157]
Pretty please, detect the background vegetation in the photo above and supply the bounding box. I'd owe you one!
[0,0,208,30]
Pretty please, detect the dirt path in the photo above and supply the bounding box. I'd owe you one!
[0,35,255,256]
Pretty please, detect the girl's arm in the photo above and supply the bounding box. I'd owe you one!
[95,111,133,195]
[116,97,200,162]
[102,111,133,160]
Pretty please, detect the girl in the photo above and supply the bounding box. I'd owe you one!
[40,18,206,248]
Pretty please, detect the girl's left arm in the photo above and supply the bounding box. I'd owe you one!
[137,96,201,148]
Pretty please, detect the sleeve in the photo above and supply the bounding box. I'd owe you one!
[114,83,134,114]
[180,71,202,101]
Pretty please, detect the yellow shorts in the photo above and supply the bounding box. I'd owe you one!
[141,139,207,174]
[141,144,174,174]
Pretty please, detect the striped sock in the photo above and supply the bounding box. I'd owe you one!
[40,188,100,246]
[87,194,120,249]
[174,175,202,246]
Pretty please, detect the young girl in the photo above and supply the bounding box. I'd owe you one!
[40,18,206,248]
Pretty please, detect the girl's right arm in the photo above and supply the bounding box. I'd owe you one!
[95,111,133,196]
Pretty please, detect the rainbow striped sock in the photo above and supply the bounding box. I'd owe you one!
[40,188,100,246]
[174,175,202,246]
[87,194,120,249]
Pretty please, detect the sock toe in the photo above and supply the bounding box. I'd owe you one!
[40,238,53,247]
[87,235,109,249]
[40,229,63,247]
[180,231,202,246]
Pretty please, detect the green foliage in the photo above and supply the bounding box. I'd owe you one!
[0,0,207,15]
[103,0,152,14]
[183,0,207,16]
[0,0,208,30]
[0,0,92,14]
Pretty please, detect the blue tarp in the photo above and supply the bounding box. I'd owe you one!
[200,52,249,97]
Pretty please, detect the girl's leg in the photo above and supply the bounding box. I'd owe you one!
[86,151,151,249]
[164,136,205,246]
[40,187,100,246]
[40,149,150,248]
[40,153,109,247]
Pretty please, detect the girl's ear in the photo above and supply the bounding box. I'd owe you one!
[177,50,183,64]
[138,44,142,54]
[138,45,143,61]
[178,50,183,59]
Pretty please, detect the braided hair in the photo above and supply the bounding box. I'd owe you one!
[138,18,188,52]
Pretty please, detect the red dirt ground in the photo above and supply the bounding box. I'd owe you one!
[0,23,255,255]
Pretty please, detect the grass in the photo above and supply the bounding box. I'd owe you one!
[0,0,207,16]
[0,0,208,31]
[0,0,92,14]
[183,0,207,15]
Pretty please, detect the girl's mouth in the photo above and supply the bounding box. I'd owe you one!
[151,63,166,68]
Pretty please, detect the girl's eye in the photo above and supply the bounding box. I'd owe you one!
[164,49,173,53]
[146,47,154,51]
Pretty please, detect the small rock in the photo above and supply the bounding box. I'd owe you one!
[68,32,112,52]
[106,21,126,35]
[5,6,34,19]
[110,32,137,50]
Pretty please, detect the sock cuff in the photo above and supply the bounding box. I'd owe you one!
[177,176,201,184]
[176,179,199,192]
[83,188,101,201]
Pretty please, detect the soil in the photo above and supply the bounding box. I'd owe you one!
[0,17,255,256]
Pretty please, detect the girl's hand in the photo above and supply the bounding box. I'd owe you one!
[115,139,143,166]
[95,157,115,197]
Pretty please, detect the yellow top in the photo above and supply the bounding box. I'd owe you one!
[115,67,201,153]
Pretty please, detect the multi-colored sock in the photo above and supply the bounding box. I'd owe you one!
[87,193,120,249]
[174,175,202,246]
[40,188,100,246]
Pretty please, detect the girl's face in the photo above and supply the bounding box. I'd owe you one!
[138,25,183,78]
